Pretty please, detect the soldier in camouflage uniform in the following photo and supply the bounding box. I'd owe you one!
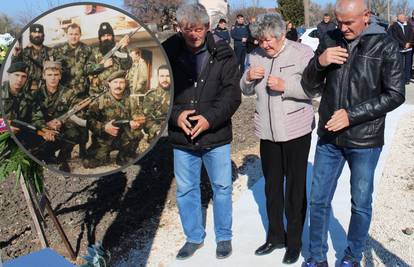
[31,61,82,172]
[83,71,145,168]
[1,62,31,125]
[12,24,51,93]
[0,61,37,148]
[85,22,132,96]
[143,65,171,142]
[127,48,148,94]
[51,23,91,157]
[51,23,91,97]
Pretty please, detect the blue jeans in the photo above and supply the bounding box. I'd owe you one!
[174,144,233,244]
[309,141,382,262]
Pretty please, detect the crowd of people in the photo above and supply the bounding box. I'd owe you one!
[164,0,407,266]
[1,21,171,173]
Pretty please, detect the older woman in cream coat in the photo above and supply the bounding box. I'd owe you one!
[240,13,314,264]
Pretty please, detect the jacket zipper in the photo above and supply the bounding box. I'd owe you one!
[268,58,276,141]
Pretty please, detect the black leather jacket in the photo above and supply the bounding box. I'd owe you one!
[302,27,405,148]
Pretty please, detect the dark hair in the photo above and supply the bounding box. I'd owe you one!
[131,47,142,55]
[158,64,169,73]
[219,18,227,24]
[323,13,330,16]
[68,23,81,34]
[237,14,244,18]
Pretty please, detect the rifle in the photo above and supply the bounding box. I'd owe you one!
[10,120,76,145]
[101,27,141,62]
[112,115,146,128]
[57,88,108,123]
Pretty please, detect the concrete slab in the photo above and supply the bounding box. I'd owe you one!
[169,104,414,267]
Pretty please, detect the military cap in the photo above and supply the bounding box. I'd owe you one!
[30,23,44,34]
[98,22,114,39]
[43,61,62,71]
[7,62,29,74]
[107,70,126,82]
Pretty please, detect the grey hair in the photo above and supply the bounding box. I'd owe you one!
[249,13,286,39]
[176,3,210,26]
[335,0,368,14]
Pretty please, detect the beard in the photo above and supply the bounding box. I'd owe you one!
[30,35,44,46]
[160,82,170,90]
[99,39,115,55]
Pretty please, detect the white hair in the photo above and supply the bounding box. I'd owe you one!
[176,3,210,26]
[249,13,286,39]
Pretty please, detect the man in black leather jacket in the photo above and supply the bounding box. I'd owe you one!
[162,3,241,261]
[301,0,405,266]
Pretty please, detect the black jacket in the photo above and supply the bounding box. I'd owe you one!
[162,32,241,149]
[316,21,337,41]
[286,28,299,41]
[387,21,414,49]
[301,26,405,148]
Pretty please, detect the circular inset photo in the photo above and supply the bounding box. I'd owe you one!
[0,2,173,177]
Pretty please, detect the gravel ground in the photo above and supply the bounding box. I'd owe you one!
[363,110,414,267]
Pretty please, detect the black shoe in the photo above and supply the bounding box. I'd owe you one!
[59,161,71,173]
[176,242,203,260]
[255,241,285,256]
[216,240,232,259]
[282,248,301,264]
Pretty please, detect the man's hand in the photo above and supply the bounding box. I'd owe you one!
[119,35,130,48]
[325,109,350,132]
[41,128,58,142]
[318,46,348,67]
[242,37,247,43]
[189,115,210,140]
[105,120,119,137]
[247,66,265,81]
[267,75,285,92]
[177,110,196,136]
[102,58,113,68]
[46,119,62,131]
[129,120,142,130]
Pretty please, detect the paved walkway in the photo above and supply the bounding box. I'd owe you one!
[169,102,414,267]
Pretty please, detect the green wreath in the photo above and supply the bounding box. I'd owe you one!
[0,132,44,193]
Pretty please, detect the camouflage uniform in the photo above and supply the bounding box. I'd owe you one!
[12,45,51,93]
[127,57,148,94]
[85,91,144,167]
[51,42,91,97]
[142,86,170,142]
[85,46,132,95]
[1,81,33,122]
[31,83,82,163]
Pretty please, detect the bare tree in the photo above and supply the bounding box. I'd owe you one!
[309,2,324,26]
[124,0,182,28]
[371,0,392,20]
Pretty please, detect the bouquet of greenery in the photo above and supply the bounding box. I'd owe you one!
[0,129,44,193]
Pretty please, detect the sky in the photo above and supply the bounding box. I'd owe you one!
[0,0,335,19]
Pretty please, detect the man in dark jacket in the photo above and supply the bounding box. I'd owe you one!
[316,13,337,41]
[301,0,405,266]
[163,3,241,261]
[388,14,413,84]
[231,14,249,74]
[213,18,231,44]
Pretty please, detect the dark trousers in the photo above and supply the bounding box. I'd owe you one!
[234,45,246,75]
[402,50,413,83]
[260,133,311,250]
